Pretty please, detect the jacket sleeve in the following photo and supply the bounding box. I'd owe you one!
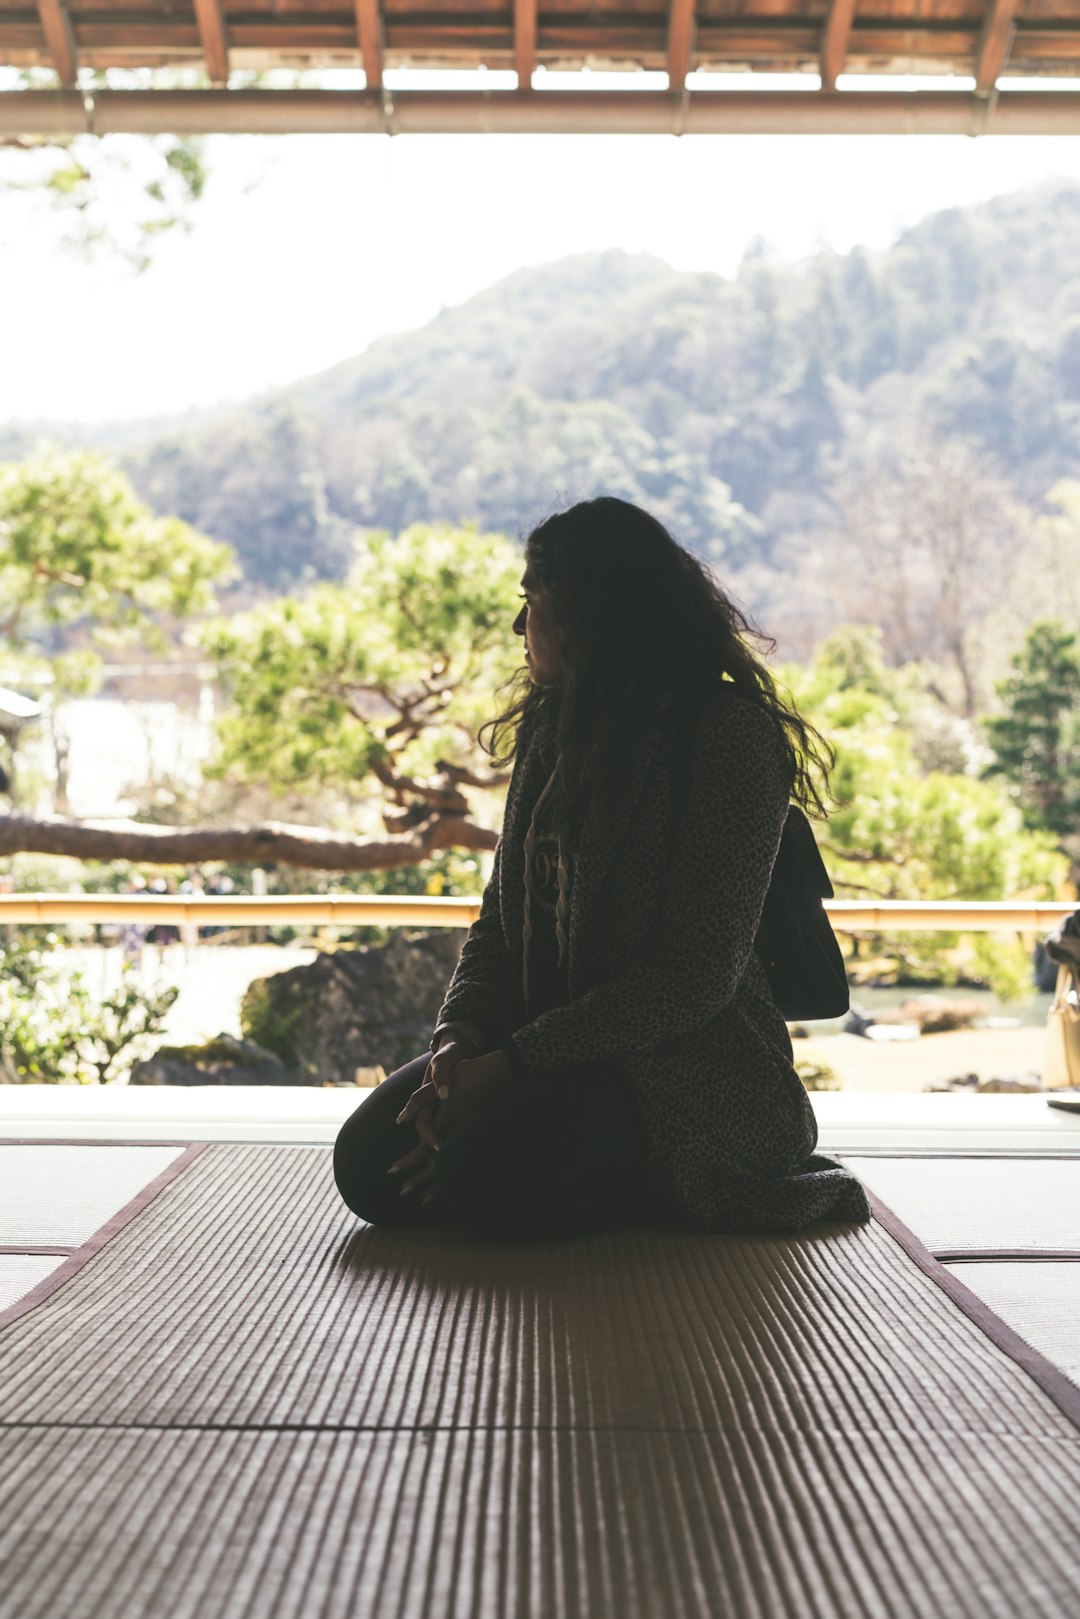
[505,695,792,1077]
[432,832,520,1050]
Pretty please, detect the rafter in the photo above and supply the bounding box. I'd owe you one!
[667,0,695,93]
[819,0,857,92]
[192,0,228,85]
[514,0,536,87]
[354,0,383,91]
[33,0,77,89]
[974,0,1021,92]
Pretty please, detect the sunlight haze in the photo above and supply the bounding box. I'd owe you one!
[6,130,1080,424]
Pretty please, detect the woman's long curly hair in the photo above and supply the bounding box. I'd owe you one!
[478,497,834,849]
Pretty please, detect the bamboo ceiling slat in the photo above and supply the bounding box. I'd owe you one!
[192,0,229,80]
[514,0,537,80]
[667,0,696,89]
[33,0,77,82]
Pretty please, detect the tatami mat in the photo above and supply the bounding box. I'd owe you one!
[0,1143,1073,1436]
[838,1155,1080,1253]
[1,1144,1079,1618]
[0,1256,63,1311]
[1,1425,1079,1619]
[947,1261,1080,1389]
[0,1145,186,1248]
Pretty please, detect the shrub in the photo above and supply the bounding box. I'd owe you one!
[0,937,178,1084]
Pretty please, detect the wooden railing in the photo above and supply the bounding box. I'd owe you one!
[0,895,1074,933]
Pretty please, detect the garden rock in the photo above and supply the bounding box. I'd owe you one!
[239,927,469,1085]
[897,995,984,1034]
[130,1033,306,1086]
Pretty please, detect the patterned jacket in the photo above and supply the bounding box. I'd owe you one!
[433,683,871,1234]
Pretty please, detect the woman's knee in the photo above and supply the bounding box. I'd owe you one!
[332,1053,430,1221]
[333,1124,418,1226]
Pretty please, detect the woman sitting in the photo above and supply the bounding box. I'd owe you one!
[334,496,870,1243]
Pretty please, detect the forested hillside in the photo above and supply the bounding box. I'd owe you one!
[6,179,1080,598]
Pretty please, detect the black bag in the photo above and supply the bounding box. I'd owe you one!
[669,700,850,1022]
[754,804,850,1020]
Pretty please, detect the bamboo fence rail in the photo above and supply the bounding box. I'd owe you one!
[0,896,1075,932]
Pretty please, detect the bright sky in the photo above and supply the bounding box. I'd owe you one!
[5,80,1080,425]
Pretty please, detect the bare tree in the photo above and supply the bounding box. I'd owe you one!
[817,431,1033,716]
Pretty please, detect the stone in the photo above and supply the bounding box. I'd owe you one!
[239,927,469,1086]
[925,1073,980,1092]
[926,1071,1045,1094]
[129,1033,307,1087]
[896,995,983,1034]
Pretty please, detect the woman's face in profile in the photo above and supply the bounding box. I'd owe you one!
[513,567,561,687]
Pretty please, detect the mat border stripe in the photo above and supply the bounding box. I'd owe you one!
[870,1190,1080,1432]
[0,1142,209,1333]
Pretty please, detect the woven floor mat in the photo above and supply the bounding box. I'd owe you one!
[0,1144,187,1248]
[0,1255,63,1311]
[947,1261,1080,1388]
[1,1425,1079,1619]
[839,1156,1080,1254]
[1,1144,1079,1619]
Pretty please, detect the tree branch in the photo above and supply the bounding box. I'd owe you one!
[33,558,87,589]
[818,840,903,866]
[435,758,511,791]
[367,755,472,814]
[0,811,498,870]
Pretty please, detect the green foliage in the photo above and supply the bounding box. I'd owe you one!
[794,1050,842,1092]
[783,629,1068,991]
[2,69,210,274]
[0,936,178,1084]
[982,620,1080,839]
[238,978,307,1069]
[0,444,235,645]
[205,522,522,800]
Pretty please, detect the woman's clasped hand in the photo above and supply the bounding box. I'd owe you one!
[387,1039,515,1206]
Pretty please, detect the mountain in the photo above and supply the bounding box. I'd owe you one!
[6,179,1080,591]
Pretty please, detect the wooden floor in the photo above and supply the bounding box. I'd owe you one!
[1,1087,1079,1617]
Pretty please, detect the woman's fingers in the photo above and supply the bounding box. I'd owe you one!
[427,1036,476,1101]
[396,1077,438,1125]
[431,1054,514,1143]
[428,1051,454,1101]
[400,1159,436,1196]
[388,1139,438,1197]
[412,1105,441,1151]
[387,1139,430,1177]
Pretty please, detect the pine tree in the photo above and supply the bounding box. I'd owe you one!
[983,620,1080,838]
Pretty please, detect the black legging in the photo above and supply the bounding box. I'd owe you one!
[333,1051,654,1243]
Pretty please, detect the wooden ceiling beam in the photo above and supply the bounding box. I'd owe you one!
[354,0,383,90]
[514,0,536,87]
[974,0,1021,92]
[667,0,695,92]
[25,87,1077,138]
[34,0,77,88]
[819,0,857,91]
[192,0,229,84]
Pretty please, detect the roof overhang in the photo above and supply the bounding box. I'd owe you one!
[4,0,1080,136]
[3,85,1080,136]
